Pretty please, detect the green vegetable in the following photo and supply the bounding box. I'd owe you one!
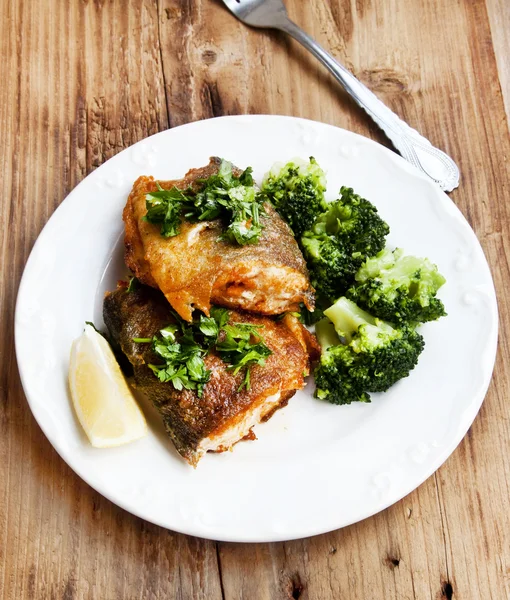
[261,157,327,236]
[216,323,272,391]
[85,321,102,334]
[160,324,179,340]
[144,160,265,245]
[301,186,390,301]
[297,302,324,326]
[314,297,424,404]
[147,325,211,396]
[144,185,189,237]
[133,307,272,395]
[300,234,357,303]
[198,315,220,339]
[347,248,446,324]
[126,276,140,293]
[210,306,230,331]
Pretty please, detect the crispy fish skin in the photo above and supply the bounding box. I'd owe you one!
[123,159,226,290]
[123,157,315,321]
[103,285,313,466]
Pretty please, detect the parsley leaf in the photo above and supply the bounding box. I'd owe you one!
[186,352,210,381]
[144,184,189,238]
[198,315,219,339]
[221,196,262,246]
[147,327,211,397]
[85,321,102,334]
[144,160,265,245]
[133,307,272,395]
[126,276,140,293]
[215,322,272,391]
[160,324,179,341]
[210,307,229,329]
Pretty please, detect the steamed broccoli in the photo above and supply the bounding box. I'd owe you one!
[347,248,446,324]
[299,234,356,301]
[297,302,324,326]
[314,297,424,405]
[261,157,326,237]
[301,186,390,301]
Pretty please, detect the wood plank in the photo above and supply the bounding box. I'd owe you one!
[430,4,510,596]
[1,0,509,598]
[218,486,448,599]
[0,1,222,599]
[486,0,510,124]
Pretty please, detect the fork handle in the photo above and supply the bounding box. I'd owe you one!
[278,19,460,192]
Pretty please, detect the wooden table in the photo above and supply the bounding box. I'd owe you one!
[1,1,509,598]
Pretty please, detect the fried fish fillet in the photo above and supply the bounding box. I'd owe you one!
[123,157,315,321]
[103,284,319,466]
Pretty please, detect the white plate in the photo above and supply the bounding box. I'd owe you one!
[15,115,498,542]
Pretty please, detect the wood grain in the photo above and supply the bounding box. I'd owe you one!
[1,0,509,599]
[487,0,510,123]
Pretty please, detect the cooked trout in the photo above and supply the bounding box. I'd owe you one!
[103,284,319,466]
[123,157,315,321]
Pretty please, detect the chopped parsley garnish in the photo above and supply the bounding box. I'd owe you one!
[197,314,220,339]
[148,329,211,396]
[144,159,265,245]
[85,321,101,333]
[126,276,140,293]
[133,307,272,395]
[144,186,189,238]
[215,323,272,391]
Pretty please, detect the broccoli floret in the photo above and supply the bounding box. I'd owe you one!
[297,302,324,326]
[300,234,359,301]
[314,318,370,404]
[313,186,390,256]
[314,297,424,404]
[261,157,326,237]
[347,248,446,324]
[301,186,390,301]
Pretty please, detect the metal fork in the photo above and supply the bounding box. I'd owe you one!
[220,0,460,192]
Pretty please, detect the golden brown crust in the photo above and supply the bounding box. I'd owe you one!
[123,157,237,294]
[123,177,158,288]
[123,157,315,321]
[281,313,321,367]
[103,284,314,466]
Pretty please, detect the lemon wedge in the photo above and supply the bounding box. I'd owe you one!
[69,324,147,447]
